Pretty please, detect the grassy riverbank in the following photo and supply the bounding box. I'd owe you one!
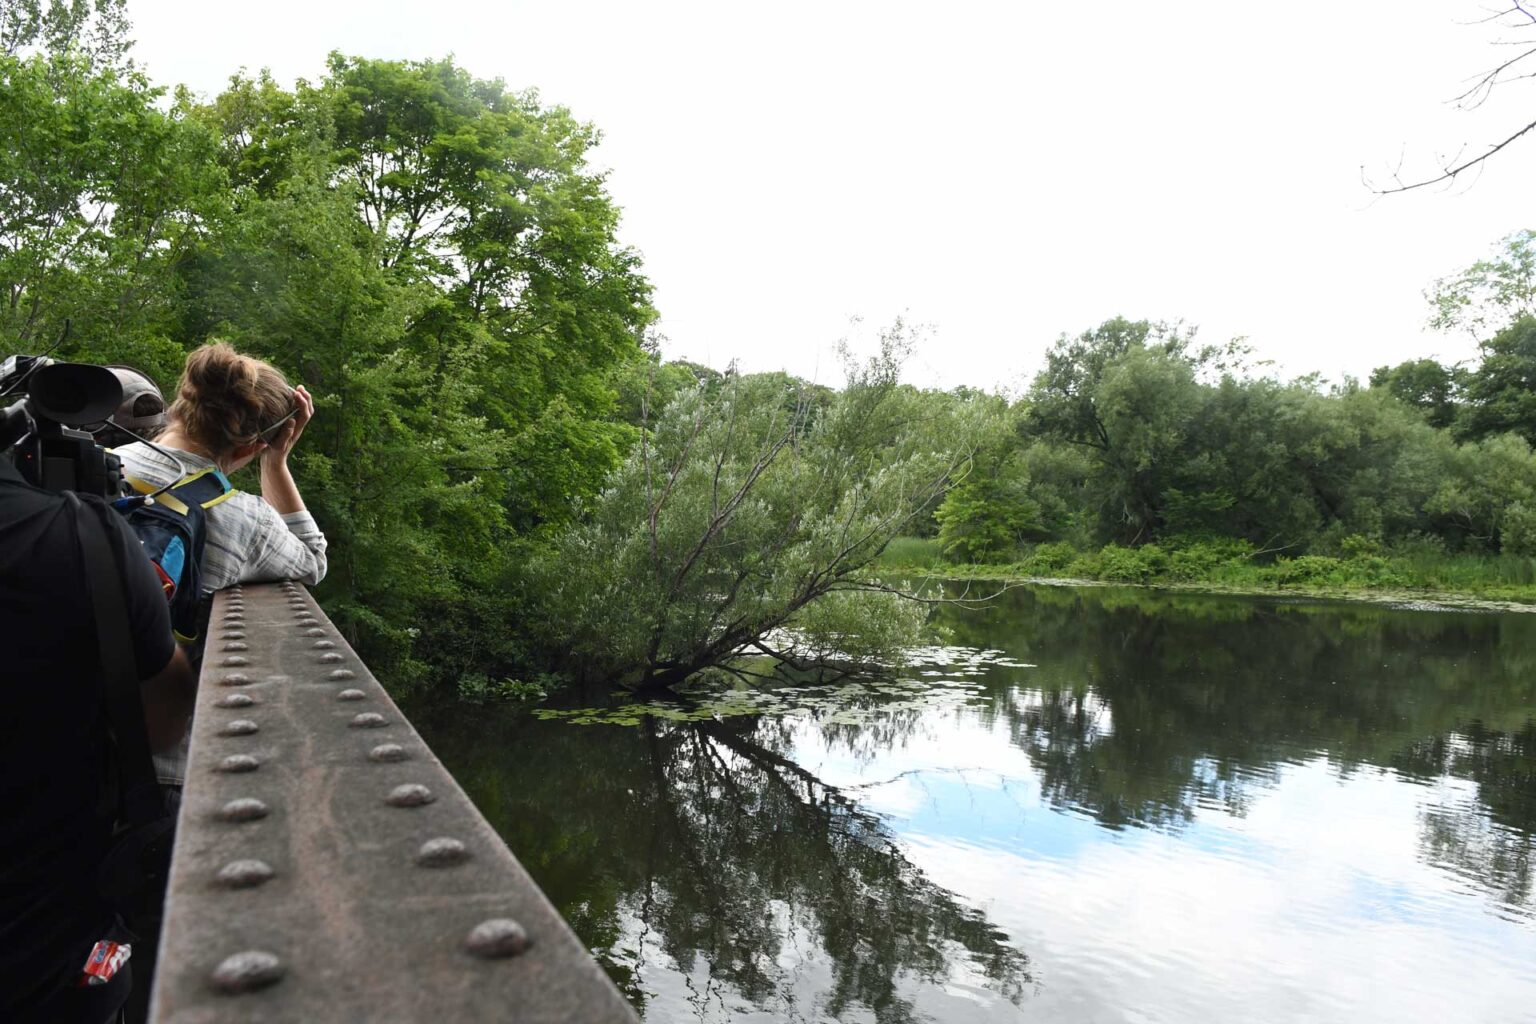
[876,537,1536,609]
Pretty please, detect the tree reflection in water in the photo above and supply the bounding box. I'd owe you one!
[418,700,1030,1022]
[1395,721,1536,917]
[937,585,1536,905]
[644,718,1029,1020]
[416,584,1536,1020]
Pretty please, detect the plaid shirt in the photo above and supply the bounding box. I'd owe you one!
[115,442,327,592]
[116,442,328,783]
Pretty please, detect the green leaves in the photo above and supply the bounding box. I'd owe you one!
[529,330,985,690]
[1459,316,1536,447]
[0,51,225,360]
[0,0,132,71]
[1427,229,1536,338]
[162,55,659,685]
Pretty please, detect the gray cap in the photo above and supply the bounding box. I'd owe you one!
[88,364,167,443]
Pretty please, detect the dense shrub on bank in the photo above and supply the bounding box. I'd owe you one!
[877,533,1536,601]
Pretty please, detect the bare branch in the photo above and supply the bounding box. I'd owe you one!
[1451,43,1536,108]
[1366,117,1536,194]
[1368,1,1536,194]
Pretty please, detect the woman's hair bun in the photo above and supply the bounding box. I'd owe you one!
[170,341,292,458]
[184,342,258,398]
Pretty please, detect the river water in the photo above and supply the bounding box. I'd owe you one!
[413,584,1536,1023]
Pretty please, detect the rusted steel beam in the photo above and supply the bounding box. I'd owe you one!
[150,583,637,1023]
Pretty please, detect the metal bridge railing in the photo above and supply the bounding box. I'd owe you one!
[150,582,637,1023]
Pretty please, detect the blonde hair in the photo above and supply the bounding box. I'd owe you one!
[169,342,293,457]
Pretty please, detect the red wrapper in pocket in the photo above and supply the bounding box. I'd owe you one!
[80,939,132,986]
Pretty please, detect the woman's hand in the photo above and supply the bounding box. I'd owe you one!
[264,384,313,464]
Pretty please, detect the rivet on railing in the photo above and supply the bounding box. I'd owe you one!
[211,950,284,994]
[368,743,409,763]
[337,689,366,701]
[303,628,326,637]
[216,754,261,774]
[220,720,259,737]
[386,783,435,807]
[222,631,247,641]
[312,639,337,649]
[222,656,250,667]
[215,693,256,708]
[218,798,270,822]
[329,669,356,681]
[416,838,470,868]
[218,674,253,687]
[216,859,275,889]
[222,641,249,652]
[465,919,530,959]
[350,712,387,728]
[318,652,343,663]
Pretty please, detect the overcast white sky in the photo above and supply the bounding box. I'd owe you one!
[131,0,1535,391]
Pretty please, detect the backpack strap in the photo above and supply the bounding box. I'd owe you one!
[166,467,236,511]
[67,493,163,830]
[125,467,238,517]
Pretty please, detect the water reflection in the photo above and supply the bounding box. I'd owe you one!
[1396,722,1536,918]
[413,700,1030,1022]
[413,585,1536,1022]
[949,586,1536,841]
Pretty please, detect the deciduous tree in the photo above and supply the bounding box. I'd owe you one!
[531,328,985,691]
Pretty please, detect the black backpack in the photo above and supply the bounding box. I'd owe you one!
[113,468,235,642]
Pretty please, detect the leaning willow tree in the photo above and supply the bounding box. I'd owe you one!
[532,328,988,691]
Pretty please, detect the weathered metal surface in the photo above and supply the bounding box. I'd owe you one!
[150,583,638,1024]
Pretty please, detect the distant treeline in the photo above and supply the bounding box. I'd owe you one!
[927,231,1536,585]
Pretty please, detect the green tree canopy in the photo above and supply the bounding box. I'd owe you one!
[1458,316,1536,447]
[1428,229,1535,338]
[1369,357,1463,430]
[530,330,985,690]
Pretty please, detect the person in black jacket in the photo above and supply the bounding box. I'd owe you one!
[0,455,194,1023]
